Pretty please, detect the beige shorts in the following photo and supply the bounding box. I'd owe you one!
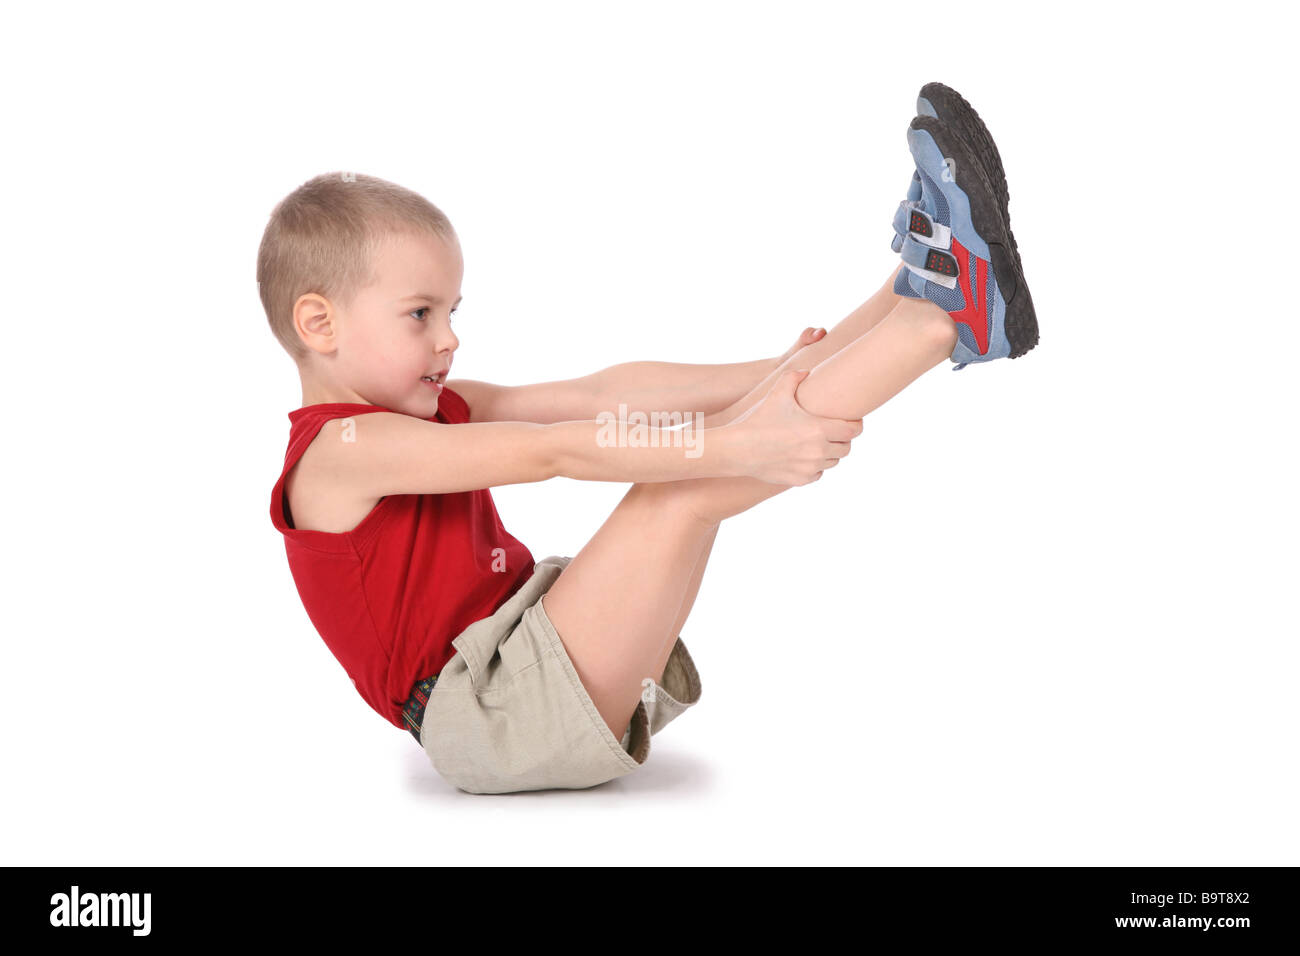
[420,554,703,794]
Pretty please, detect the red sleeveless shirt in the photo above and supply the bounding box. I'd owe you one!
[269,386,537,730]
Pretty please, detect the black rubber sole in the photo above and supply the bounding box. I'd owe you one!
[909,114,1039,360]
[919,82,1018,258]
[918,83,1037,359]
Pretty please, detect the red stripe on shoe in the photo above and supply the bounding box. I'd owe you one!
[946,238,989,356]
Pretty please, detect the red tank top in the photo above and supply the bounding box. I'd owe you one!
[269,386,537,729]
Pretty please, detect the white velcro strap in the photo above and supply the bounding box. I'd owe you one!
[893,200,951,249]
[902,260,958,290]
[899,233,959,290]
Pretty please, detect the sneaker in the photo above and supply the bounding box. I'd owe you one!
[891,114,1039,368]
[916,82,1022,261]
[892,84,1023,275]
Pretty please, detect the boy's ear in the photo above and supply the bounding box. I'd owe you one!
[293,293,337,354]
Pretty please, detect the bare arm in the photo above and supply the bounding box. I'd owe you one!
[445,329,825,425]
[446,357,779,425]
[547,418,737,483]
[589,329,829,420]
[588,357,780,420]
[445,365,766,426]
[323,411,740,500]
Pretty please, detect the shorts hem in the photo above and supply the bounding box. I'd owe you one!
[530,593,644,774]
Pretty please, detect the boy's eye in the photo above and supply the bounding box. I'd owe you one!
[410,306,458,322]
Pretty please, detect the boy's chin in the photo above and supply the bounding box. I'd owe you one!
[378,390,438,415]
[408,392,441,416]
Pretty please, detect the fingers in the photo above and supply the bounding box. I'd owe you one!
[781,369,814,410]
[822,418,863,441]
[806,414,862,441]
[777,368,810,399]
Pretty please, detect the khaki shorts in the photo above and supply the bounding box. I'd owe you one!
[420,555,703,794]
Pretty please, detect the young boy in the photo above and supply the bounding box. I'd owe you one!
[264,82,1037,794]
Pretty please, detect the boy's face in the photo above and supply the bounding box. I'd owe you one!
[331,228,463,417]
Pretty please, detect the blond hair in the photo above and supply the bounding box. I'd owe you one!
[256,172,456,360]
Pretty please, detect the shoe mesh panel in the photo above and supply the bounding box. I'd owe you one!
[924,277,964,311]
[956,317,977,351]
[917,167,949,224]
[987,257,996,319]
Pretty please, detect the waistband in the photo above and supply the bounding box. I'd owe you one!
[402,673,440,745]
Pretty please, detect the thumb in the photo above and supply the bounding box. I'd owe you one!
[778,367,811,397]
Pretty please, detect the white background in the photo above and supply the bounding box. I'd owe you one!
[3,0,1296,865]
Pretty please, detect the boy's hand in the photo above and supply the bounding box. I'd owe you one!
[777,327,828,367]
[721,369,862,486]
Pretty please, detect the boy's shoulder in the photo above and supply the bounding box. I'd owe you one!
[284,409,392,535]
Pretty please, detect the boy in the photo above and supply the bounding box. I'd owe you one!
[264,82,1037,794]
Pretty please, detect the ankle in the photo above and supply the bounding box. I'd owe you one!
[883,263,907,301]
[895,295,959,354]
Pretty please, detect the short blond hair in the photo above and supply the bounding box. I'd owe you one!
[257,172,456,360]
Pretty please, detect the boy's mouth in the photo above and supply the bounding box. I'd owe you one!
[421,370,447,391]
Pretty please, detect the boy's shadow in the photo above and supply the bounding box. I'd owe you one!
[403,746,715,799]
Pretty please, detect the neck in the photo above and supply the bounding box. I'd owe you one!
[299,371,368,408]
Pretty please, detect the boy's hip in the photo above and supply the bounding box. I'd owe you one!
[413,554,702,794]
[402,554,568,745]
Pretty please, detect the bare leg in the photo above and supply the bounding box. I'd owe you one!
[699,262,910,429]
[672,292,960,525]
[540,484,719,743]
[543,280,959,742]
[644,522,719,686]
[635,268,912,684]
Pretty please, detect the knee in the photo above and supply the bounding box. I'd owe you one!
[661,482,726,531]
[628,480,712,524]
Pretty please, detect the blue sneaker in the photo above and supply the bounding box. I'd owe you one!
[893,84,1024,267]
[891,113,1038,369]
